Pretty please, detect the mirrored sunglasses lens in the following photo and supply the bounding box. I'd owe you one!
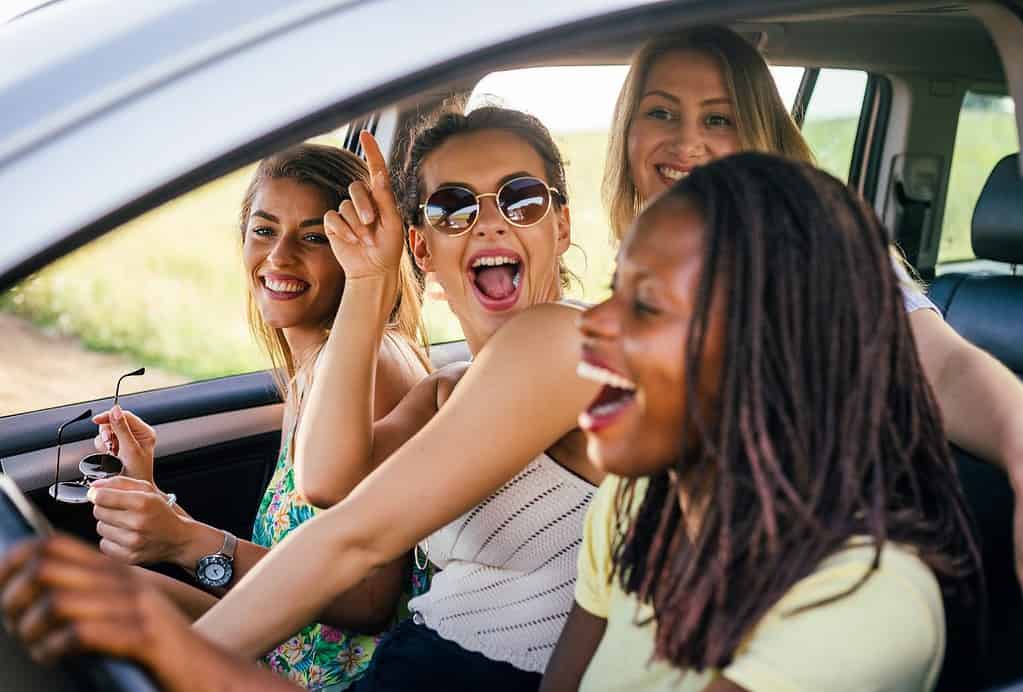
[79,453,123,480]
[499,178,551,226]
[425,188,478,233]
[49,482,91,504]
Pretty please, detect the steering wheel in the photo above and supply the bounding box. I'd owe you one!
[0,475,161,692]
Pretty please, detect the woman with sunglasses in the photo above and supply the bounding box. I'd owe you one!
[604,26,1023,585]
[0,108,603,691]
[81,143,430,690]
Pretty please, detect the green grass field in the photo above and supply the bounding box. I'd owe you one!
[0,164,268,380]
[1,110,1016,392]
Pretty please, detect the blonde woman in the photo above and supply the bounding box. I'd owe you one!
[85,143,430,690]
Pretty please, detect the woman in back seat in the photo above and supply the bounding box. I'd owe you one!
[602,26,1023,584]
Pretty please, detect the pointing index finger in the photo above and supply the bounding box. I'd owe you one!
[359,131,400,221]
[360,130,389,180]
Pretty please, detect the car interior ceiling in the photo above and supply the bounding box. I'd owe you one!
[1,1,1022,690]
[445,4,1000,76]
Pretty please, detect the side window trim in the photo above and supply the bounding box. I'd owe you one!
[849,73,893,204]
[792,67,819,128]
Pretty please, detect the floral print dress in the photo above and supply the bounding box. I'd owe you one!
[251,432,431,690]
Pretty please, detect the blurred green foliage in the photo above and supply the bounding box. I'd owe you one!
[2,99,1016,386]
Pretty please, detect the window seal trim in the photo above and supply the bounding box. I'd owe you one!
[792,66,819,127]
[849,72,892,204]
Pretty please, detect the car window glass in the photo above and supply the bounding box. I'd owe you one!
[421,64,806,343]
[0,131,349,417]
[801,68,869,181]
[937,92,1018,266]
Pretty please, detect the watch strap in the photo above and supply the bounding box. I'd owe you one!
[221,531,238,559]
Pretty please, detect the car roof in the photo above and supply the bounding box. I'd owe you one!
[0,0,1014,288]
[0,0,675,284]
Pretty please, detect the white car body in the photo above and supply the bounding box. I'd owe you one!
[0,0,668,283]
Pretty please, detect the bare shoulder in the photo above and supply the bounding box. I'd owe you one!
[521,300,588,323]
[478,301,584,359]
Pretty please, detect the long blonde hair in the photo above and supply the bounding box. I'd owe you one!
[604,26,815,240]
[240,144,429,419]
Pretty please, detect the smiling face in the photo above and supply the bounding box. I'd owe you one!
[577,195,724,476]
[627,50,741,205]
[409,129,571,351]
[242,177,344,351]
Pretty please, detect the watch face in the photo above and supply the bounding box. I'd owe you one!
[197,554,233,588]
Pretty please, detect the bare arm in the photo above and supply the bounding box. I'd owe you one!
[90,479,403,633]
[136,566,220,621]
[912,309,1023,481]
[910,309,1023,588]
[294,128,430,510]
[161,522,400,632]
[195,302,602,658]
[91,480,285,589]
[295,276,427,508]
[540,603,608,692]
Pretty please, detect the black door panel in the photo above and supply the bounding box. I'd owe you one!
[24,430,280,546]
[1,372,284,547]
[155,430,281,542]
[0,371,280,459]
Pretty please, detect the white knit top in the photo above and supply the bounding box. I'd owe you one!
[407,453,596,673]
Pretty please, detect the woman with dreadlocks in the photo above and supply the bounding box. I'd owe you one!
[602,25,1023,588]
[542,153,981,691]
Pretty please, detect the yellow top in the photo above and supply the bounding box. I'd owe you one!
[576,477,945,692]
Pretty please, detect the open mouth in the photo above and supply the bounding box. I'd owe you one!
[577,360,637,433]
[467,252,523,311]
[656,165,690,186]
[260,275,310,301]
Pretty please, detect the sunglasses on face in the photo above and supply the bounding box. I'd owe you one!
[49,368,145,504]
[419,176,565,236]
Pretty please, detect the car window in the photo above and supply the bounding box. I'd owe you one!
[801,68,869,181]
[421,64,808,343]
[0,131,348,417]
[937,92,1019,267]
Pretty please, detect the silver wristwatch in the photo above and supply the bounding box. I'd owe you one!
[195,531,237,589]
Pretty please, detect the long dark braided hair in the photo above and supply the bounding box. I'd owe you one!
[611,152,982,670]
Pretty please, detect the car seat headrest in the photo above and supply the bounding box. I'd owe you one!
[972,153,1023,264]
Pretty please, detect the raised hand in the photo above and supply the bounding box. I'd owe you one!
[323,130,407,281]
[92,406,157,483]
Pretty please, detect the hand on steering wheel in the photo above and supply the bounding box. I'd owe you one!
[0,535,190,674]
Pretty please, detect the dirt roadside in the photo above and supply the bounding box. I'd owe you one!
[0,313,189,417]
